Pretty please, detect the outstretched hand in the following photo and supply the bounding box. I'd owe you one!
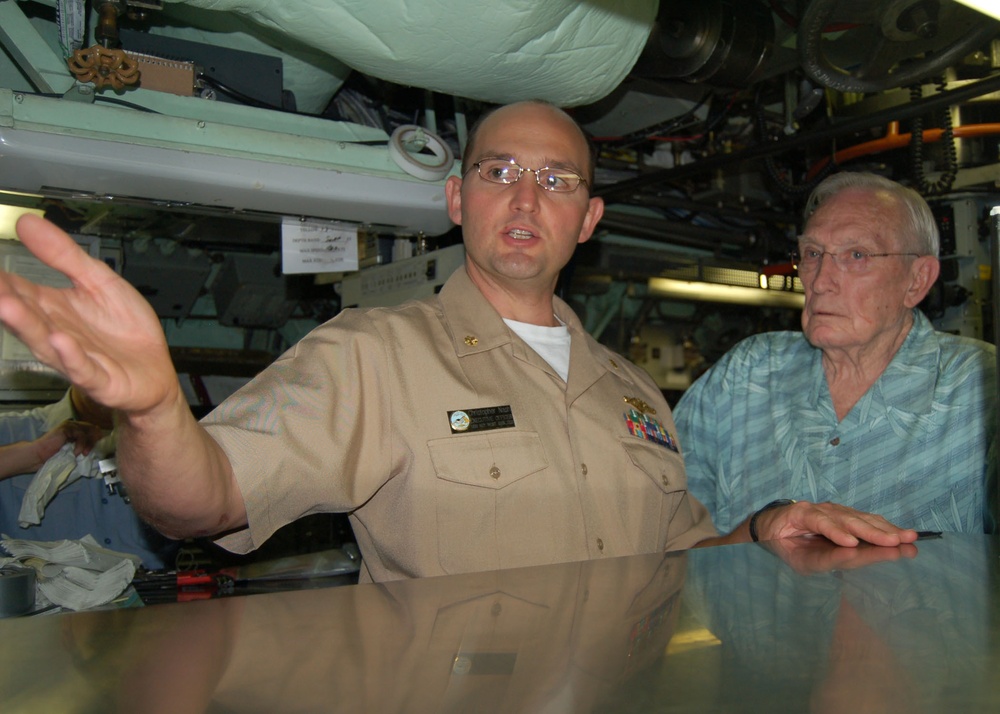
[0,214,179,416]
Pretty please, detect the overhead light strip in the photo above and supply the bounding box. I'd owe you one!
[954,0,1000,21]
[648,277,805,309]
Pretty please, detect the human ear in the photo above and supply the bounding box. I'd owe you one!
[903,256,941,308]
[577,196,605,245]
[445,175,463,226]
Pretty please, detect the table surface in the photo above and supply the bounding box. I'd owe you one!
[1,533,997,713]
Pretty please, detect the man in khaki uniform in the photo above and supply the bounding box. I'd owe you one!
[0,101,919,581]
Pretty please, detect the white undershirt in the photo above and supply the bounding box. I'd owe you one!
[503,317,571,382]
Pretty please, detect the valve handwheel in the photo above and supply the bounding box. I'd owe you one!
[798,0,999,93]
[67,45,139,91]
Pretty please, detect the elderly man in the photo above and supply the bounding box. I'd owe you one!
[0,105,918,583]
[675,172,997,535]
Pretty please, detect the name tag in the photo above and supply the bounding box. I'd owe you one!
[448,406,515,433]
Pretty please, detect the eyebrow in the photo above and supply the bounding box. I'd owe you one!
[797,235,882,246]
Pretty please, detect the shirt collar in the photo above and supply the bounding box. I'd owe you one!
[438,266,590,353]
[436,267,617,391]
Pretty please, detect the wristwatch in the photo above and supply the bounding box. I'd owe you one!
[749,498,797,542]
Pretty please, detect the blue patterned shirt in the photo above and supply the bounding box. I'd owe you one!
[0,393,178,569]
[674,311,997,534]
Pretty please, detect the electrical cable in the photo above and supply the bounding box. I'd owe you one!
[197,73,285,111]
[593,91,714,147]
[754,85,835,199]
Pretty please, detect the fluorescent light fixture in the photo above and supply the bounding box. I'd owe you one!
[0,126,455,236]
[0,205,44,240]
[954,0,1000,21]
[649,277,805,308]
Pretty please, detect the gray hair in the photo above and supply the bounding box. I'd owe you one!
[804,172,940,257]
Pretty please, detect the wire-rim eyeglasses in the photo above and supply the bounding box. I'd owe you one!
[466,157,589,193]
[790,248,922,274]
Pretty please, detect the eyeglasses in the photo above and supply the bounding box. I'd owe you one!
[468,157,589,193]
[791,247,921,274]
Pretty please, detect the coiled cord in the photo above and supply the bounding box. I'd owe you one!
[909,78,957,196]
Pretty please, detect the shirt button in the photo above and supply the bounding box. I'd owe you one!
[581,463,588,476]
[104,538,112,545]
[830,437,840,446]
[661,474,669,486]
[490,466,501,480]
[596,538,604,551]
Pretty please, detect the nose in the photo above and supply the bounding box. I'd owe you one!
[807,252,838,293]
[507,171,542,212]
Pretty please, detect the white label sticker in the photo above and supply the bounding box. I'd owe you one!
[281,217,359,274]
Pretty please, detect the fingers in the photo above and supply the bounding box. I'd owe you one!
[0,284,60,366]
[0,216,123,393]
[759,501,919,548]
[810,504,918,548]
[0,220,80,370]
[0,292,106,389]
[14,214,115,291]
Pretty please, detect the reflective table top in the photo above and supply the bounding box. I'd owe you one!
[1,533,997,713]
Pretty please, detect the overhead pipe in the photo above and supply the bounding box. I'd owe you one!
[595,72,1000,200]
[805,120,1000,179]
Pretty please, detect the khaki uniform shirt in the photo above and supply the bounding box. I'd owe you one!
[205,268,715,582]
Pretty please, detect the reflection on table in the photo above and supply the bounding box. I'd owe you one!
[0,534,996,713]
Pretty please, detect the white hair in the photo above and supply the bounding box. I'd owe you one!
[804,172,940,257]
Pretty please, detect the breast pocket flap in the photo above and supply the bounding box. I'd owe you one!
[428,432,548,491]
[621,438,685,494]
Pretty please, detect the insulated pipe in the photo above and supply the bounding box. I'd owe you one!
[805,121,1000,179]
[595,72,1000,200]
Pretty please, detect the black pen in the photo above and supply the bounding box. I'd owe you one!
[915,530,942,539]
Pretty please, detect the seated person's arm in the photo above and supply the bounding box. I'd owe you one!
[0,418,104,479]
[696,500,919,549]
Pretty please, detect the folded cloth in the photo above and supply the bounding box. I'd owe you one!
[17,432,117,528]
[0,534,139,612]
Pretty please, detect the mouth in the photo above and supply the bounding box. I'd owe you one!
[808,309,841,319]
[506,228,536,241]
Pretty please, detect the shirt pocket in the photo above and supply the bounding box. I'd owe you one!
[620,438,687,494]
[427,431,549,573]
[618,438,688,549]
